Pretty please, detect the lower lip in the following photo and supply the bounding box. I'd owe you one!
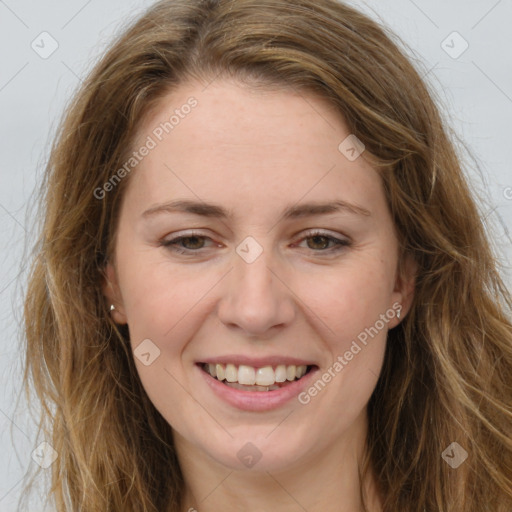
[196,364,319,412]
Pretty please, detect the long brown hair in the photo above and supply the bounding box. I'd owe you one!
[20,0,512,510]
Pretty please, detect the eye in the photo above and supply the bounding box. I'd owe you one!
[159,229,351,255]
[293,230,352,253]
[160,231,216,254]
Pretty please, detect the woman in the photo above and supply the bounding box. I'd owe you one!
[21,0,512,511]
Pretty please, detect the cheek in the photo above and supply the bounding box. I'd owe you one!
[117,261,209,419]
[302,261,395,341]
[119,244,395,347]
[117,256,224,352]
[295,261,392,404]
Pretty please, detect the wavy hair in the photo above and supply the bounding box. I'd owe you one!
[20,0,512,510]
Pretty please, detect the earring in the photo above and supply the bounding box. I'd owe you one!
[397,306,402,319]
[110,304,116,311]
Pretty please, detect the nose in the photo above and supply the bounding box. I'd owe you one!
[216,248,296,338]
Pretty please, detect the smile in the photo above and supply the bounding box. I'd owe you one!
[201,362,312,391]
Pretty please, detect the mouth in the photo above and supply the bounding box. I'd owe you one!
[198,362,316,392]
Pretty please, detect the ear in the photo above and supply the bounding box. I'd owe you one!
[102,262,128,325]
[390,252,417,327]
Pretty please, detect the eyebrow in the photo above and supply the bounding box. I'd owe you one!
[142,199,371,221]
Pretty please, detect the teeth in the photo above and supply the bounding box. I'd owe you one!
[275,364,287,382]
[296,365,306,378]
[256,366,275,386]
[216,363,225,381]
[225,363,237,382]
[225,382,280,392]
[238,365,256,385]
[204,363,309,386]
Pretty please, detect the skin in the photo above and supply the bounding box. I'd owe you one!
[103,78,416,512]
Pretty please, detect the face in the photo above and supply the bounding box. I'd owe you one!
[103,78,415,473]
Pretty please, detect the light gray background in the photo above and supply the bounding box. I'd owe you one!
[1,0,511,510]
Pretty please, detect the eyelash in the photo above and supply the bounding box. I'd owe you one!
[160,230,351,255]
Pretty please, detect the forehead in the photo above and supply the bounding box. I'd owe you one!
[121,79,385,220]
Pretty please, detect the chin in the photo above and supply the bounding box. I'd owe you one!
[201,433,309,473]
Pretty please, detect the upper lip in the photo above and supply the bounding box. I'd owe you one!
[198,355,317,367]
